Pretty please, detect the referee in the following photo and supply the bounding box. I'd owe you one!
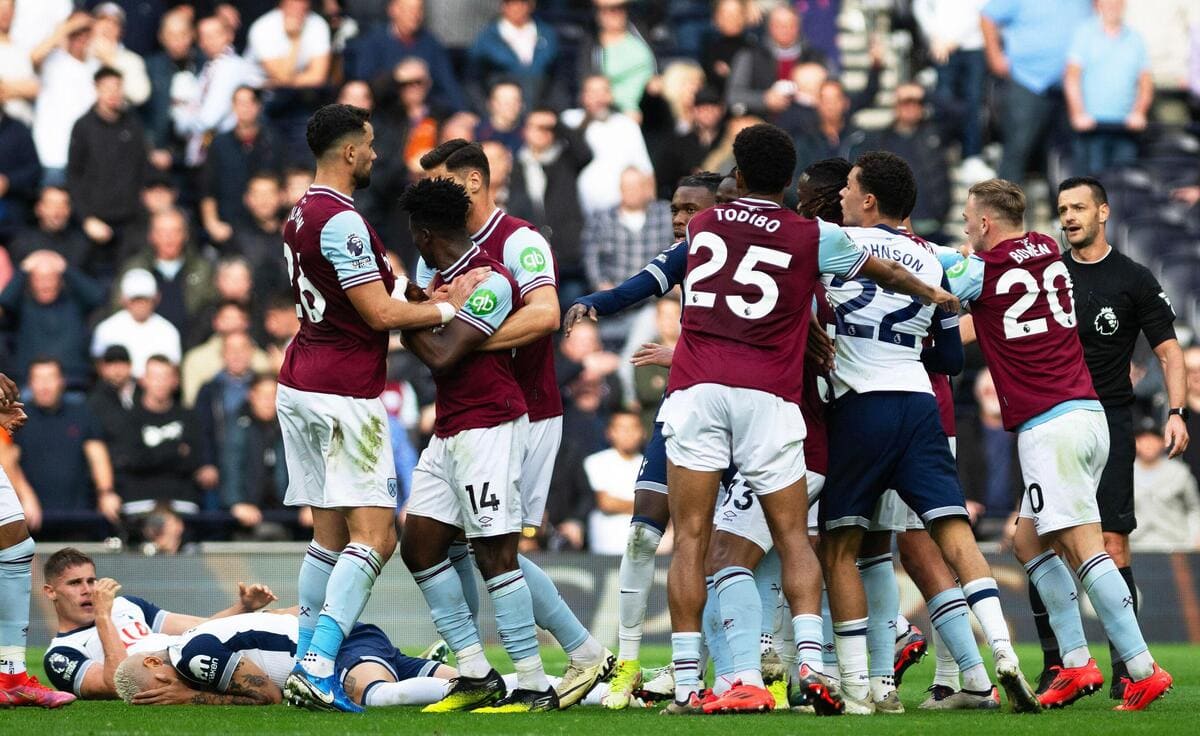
[1028,176,1190,698]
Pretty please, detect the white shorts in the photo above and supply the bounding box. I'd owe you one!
[1018,410,1108,535]
[0,468,23,527]
[869,437,957,533]
[521,416,562,527]
[277,384,398,509]
[406,416,528,538]
[715,471,825,554]
[659,384,807,495]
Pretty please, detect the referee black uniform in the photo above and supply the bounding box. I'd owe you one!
[1064,248,1178,535]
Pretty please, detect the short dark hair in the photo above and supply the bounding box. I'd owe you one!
[677,171,724,193]
[399,177,471,234]
[732,124,796,194]
[27,356,64,376]
[267,292,295,312]
[1057,176,1108,205]
[44,547,95,581]
[233,84,260,103]
[94,66,122,84]
[852,151,917,220]
[419,139,491,187]
[246,170,282,189]
[145,354,177,372]
[214,298,250,316]
[305,104,370,158]
[796,157,851,223]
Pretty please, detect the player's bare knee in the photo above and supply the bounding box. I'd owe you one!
[859,530,892,557]
[471,536,518,579]
[1103,532,1129,567]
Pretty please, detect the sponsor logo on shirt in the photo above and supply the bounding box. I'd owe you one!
[346,232,365,257]
[188,654,219,683]
[1094,306,1119,336]
[466,289,499,316]
[520,247,548,273]
[945,258,969,278]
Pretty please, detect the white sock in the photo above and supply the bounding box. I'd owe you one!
[1062,646,1091,669]
[454,642,491,679]
[931,627,960,689]
[0,646,26,677]
[1126,650,1155,681]
[514,654,550,691]
[833,618,869,700]
[895,612,911,638]
[617,522,663,662]
[364,677,451,706]
[567,634,605,665]
[962,663,991,693]
[962,577,1013,657]
[870,674,895,700]
[300,651,334,678]
[733,669,764,688]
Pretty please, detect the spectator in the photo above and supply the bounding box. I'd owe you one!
[226,174,286,291]
[8,187,90,270]
[182,300,272,405]
[281,166,314,209]
[475,80,524,153]
[791,76,880,173]
[0,0,39,126]
[173,15,260,167]
[577,0,655,115]
[542,441,593,551]
[200,86,283,245]
[117,208,216,338]
[914,0,991,181]
[193,331,258,507]
[262,292,300,373]
[67,67,148,277]
[701,0,754,95]
[2,358,118,534]
[91,268,182,377]
[480,140,513,205]
[774,59,829,137]
[1130,417,1200,550]
[562,74,653,215]
[1181,346,1200,482]
[246,0,331,89]
[633,297,680,433]
[0,249,105,387]
[86,344,135,439]
[981,0,1093,185]
[109,354,199,516]
[585,410,644,554]
[557,318,622,454]
[582,167,672,290]
[345,0,465,111]
[849,83,951,241]
[116,171,185,263]
[507,106,592,304]
[726,4,827,118]
[142,8,200,170]
[639,61,706,157]
[219,374,294,539]
[647,86,726,204]
[0,109,39,243]
[30,13,99,185]
[467,0,564,113]
[140,503,190,553]
[974,367,1017,518]
[1064,0,1153,175]
[89,3,151,107]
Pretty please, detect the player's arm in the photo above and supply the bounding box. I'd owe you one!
[91,578,129,697]
[159,583,279,635]
[563,243,683,336]
[132,658,280,706]
[1135,270,1189,456]
[819,221,960,312]
[921,308,965,376]
[483,284,559,351]
[403,273,514,375]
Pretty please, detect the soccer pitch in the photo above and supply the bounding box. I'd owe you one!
[12,644,1195,735]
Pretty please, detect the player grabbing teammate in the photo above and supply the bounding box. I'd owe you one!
[0,372,74,708]
[398,178,557,713]
[941,179,1173,712]
[417,141,611,708]
[278,104,487,713]
[659,123,959,715]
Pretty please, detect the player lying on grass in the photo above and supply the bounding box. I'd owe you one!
[41,547,279,699]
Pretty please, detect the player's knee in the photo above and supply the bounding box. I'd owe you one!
[400,533,435,571]
[627,523,662,560]
[1103,532,1129,566]
[472,540,518,579]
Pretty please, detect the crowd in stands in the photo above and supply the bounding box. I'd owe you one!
[0,0,1199,551]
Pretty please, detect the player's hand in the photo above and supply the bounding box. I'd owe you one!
[404,279,429,303]
[806,323,835,373]
[925,287,960,315]
[562,303,597,337]
[20,493,41,532]
[0,372,17,404]
[238,581,278,611]
[1165,414,1190,458]
[631,342,674,368]
[132,679,201,706]
[0,402,27,432]
[93,578,122,618]
[445,267,492,309]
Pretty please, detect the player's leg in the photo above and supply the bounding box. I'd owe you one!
[0,508,74,708]
[705,530,766,694]
[1097,404,1137,697]
[297,510,348,663]
[753,548,786,683]
[857,528,901,710]
[447,537,479,617]
[340,624,455,707]
[896,530,961,699]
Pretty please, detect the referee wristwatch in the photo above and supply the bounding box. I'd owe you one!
[1168,407,1190,422]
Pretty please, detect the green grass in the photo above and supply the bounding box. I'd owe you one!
[11,644,1196,735]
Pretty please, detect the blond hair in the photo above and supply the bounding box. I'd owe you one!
[113,651,168,703]
[968,178,1026,227]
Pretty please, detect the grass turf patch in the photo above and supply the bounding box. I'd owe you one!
[9,644,1195,735]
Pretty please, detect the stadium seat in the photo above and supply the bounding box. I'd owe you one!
[1116,217,1192,266]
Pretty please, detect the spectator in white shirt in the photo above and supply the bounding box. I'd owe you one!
[89,3,151,107]
[1131,418,1200,551]
[91,268,182,378]
[9,0,72,53]
[172,15,259,166]
[561,74,653,215]
[585,410,645,555]
[247,0,331,88]
[0,0,39,126]
[31,13,99,185]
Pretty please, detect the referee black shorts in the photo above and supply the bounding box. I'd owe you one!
[1097,403,1136,534]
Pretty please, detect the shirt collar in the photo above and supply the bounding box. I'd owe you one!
[441,244,481,280]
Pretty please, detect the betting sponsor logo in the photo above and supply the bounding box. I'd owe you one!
[466,289,499,316]
[520,247,547,273]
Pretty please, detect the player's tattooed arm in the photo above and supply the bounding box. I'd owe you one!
[133,660,280,706]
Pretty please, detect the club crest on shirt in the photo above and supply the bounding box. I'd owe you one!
[346,232,365,256]
[1094,306,1119,336]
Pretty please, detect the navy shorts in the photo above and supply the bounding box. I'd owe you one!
[820,391,968,531]
[636,422,739,495]
[336,623,440,685]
